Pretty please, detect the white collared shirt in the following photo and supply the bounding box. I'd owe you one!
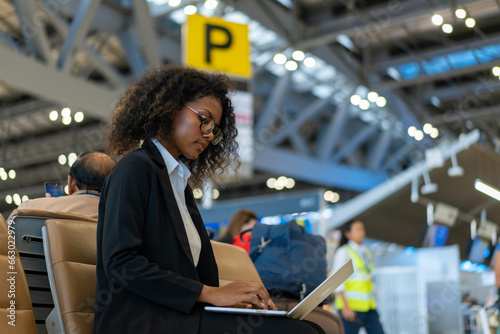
[152,139,201,266]
[332,240,371,292]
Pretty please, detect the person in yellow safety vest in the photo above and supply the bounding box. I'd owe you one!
[333,219,385,334]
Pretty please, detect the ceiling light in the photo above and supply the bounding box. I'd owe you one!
[8,170,16,179]
[285,178,295,189]
[184,5,197,15]
[212,189,220,199]
[292,50,305,61]
[375,96,387,107]
[266,178,276,188]
[423,123,433,134]
[74,111,84,123]
[414,130,424,141]
[61,107,71,118]
[64,185,69,195]
[58,154,67,165]
[168,0,181,6]
[22,195,29,202]
[13,193,21,206]
[303,57,316,67]
[367,92,379,102]
[273,53,286,65]
[49,110,58,121]
[5,195,12,204]
[285,60,298,71]
[359,100,370,110]
[0,172,7,181]
[432,14,443,26]
[492,66,500,76]
[430,128,439,138]
[475,179,500,201]
[465,18,475,28]
[442,24,453,34]
[193,188,203,199]
[408,126,417,137]
[276,176,287,188]
[204,0,218,10]
[62,116,72,125]
[68,153,78,166]
[324,191,334,201]
[350,95,361,105]
[455,9,466,19]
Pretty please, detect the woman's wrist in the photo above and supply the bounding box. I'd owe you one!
[197,285,215,303]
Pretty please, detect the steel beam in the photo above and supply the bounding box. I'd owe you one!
[131,0,160,67]
[378,58,500,90]
[119,30,147,77]
[429,105,500,125]
[366,122,394,170]
[0,44,123,120]
[13,0,54,65]
[424,78,500,103]
[328,129,481,229]
[374,33,500,72]
[288,131,311,155]
[316,99,351,160]
[57,0,103,72]
[382,142,415,171]
[297,0,483,50]
[267,94,332,146]
[236,0,298,41]
[255,71,292,140]
[254,147,387,192]
[332,124,378,163]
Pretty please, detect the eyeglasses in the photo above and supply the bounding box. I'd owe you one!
[184,104,223,145]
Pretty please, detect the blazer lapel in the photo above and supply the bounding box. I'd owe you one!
[142,139,195,266]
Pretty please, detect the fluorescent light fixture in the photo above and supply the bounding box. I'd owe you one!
[448,154,464,177]
[421,171,438,194]
[475,179,500,201]
[426,202,434,226]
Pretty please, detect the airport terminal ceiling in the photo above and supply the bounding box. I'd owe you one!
[0,0,500,250]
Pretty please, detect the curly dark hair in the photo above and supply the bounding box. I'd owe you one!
[106,64,240,185]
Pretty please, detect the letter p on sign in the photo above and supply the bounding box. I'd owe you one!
[183,15,252,79]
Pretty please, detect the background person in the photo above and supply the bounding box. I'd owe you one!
[12,151,115,220]
[217,208,257,253]
[333,219,385,334]
[94,64,323,334]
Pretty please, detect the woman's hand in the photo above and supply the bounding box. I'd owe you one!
[341,306,356,322]
[198,280,277,310]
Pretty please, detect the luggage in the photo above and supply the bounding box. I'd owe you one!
[249,220,327,299]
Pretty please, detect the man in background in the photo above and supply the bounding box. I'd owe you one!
[12,152,115,220]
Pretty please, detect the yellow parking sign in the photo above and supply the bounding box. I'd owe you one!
[183,15,252,79]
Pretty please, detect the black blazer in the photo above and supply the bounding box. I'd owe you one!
[94,139,219,334]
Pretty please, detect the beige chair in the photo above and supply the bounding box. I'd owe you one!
[210,240,344,334]
[210,240,262,286]
[7,209,96,334]
[42,218,97,334]
[0,214,37,333]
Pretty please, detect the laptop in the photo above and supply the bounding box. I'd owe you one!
[204,259,353,320]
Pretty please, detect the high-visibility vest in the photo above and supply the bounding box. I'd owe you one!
[335,244,376,312]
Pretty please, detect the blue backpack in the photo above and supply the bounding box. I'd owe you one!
[249,220,327,299]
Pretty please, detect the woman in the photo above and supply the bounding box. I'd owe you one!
[94,64,323,334]
[332,219,385,334]
[216,209,257,252]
